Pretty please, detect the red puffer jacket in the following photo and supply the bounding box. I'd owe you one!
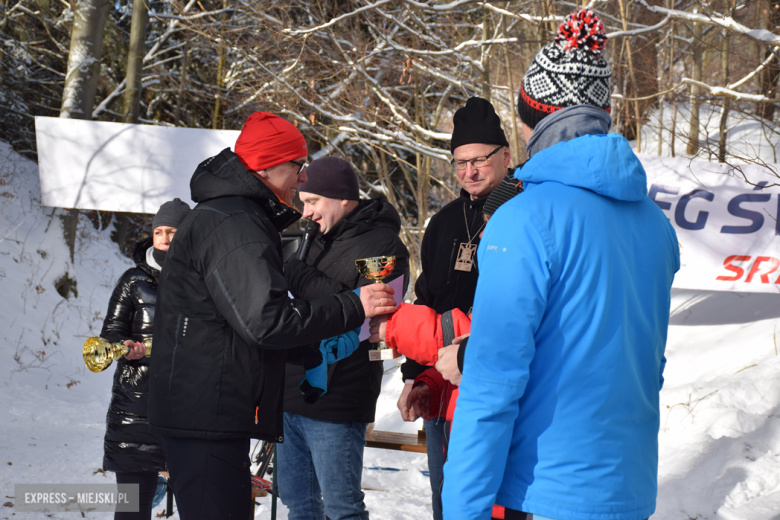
[385,303,470,422]
[385,303,509,520]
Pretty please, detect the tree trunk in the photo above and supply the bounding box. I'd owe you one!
[0,0,7,87]
[617,0,641,151]
[671,103,677,158]
[60,0,111,119]
[60,0,110,261]
[174,42,189,126]
[480,11,490,100]
[687,17,703,156]
[757,1,780,120]
[718,28,730,163]
[212,0,228,130]
[502,16,521,164]
[122,0,149,124]
[213,42,225,129]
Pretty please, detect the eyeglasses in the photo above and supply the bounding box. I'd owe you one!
[290,160,308,175]
[450,146,503,171]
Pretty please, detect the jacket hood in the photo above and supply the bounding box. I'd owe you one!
[132,236,159,279]
[190,148,301,231]
[518,109,647,202]
[321,197,402,243]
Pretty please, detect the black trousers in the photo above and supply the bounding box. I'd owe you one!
[162,436,251,520]
[115,471,158,520]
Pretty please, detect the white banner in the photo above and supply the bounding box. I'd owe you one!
[638,153,780,294]
[34,118,780,293]
[34,116,239,213]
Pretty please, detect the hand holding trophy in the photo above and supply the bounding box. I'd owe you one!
[83,337,152,373]
[355,255,400,361]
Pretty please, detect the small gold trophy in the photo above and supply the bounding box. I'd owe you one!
[355,255,400,361]
[83,337,152,373]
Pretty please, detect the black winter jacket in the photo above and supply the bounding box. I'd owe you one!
[148,148,366,441]
[400,189,486,382]
[283,198,410,423]
[100,236,166,473]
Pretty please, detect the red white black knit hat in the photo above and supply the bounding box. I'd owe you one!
[517,9,611,129]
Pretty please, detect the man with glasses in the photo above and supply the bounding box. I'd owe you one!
[394,97,514,520]
[149,112,398,520]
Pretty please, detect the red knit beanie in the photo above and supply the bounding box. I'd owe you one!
[234,112,308,171]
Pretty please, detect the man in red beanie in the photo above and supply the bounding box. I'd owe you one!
[233,112,310,205]
[150,113,397,520]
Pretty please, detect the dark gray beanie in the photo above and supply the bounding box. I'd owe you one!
[298,157,360,200]
[450,97,509,153]
[152,198,191,230]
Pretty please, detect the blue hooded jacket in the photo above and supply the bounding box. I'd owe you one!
[442,106,679,520]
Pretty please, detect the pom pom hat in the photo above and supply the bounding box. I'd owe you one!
[517,9,611,129]
[234,112,308,171]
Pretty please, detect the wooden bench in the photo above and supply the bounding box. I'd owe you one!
[365,429,427,453]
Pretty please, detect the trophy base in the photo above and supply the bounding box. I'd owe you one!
[368,348,400,361]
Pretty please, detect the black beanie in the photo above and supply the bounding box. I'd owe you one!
[152,198,191,230]
[483,174,523,217]
[298,157,360,200]
[450,97,509,153]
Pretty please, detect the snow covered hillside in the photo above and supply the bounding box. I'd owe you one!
[2,135,780,519]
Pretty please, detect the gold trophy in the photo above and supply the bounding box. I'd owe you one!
[355,255,400,361]
[83,337,152,373]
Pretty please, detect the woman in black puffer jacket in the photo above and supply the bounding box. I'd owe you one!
[99,199,190,520]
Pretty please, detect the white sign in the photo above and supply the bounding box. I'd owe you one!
[34,118,780,293]
[34,116,239,213]
[639,153,780,294]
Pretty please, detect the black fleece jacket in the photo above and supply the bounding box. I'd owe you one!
[149,148,365,442]
[400,189,487,382]
[283,198,410,423]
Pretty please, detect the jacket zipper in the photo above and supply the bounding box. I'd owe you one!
[447,237,459,284]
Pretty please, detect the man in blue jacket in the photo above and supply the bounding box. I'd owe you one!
[442,9,680,520]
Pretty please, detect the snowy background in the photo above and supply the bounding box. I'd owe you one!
[3,105,780,519]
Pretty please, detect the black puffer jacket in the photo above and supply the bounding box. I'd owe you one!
[100,236,166,473]
[149,148,365,442]
[283,198,410,423]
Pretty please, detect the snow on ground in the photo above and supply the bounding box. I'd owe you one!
[2,114,780,519]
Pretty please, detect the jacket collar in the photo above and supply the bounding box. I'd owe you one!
[526,105,612,158]
[132,236,160,279]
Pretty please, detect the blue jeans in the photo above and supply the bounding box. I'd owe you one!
[276,413,369,520]
[424,417,447,520]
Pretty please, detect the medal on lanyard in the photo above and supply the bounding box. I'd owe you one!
[454,203,485,272]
